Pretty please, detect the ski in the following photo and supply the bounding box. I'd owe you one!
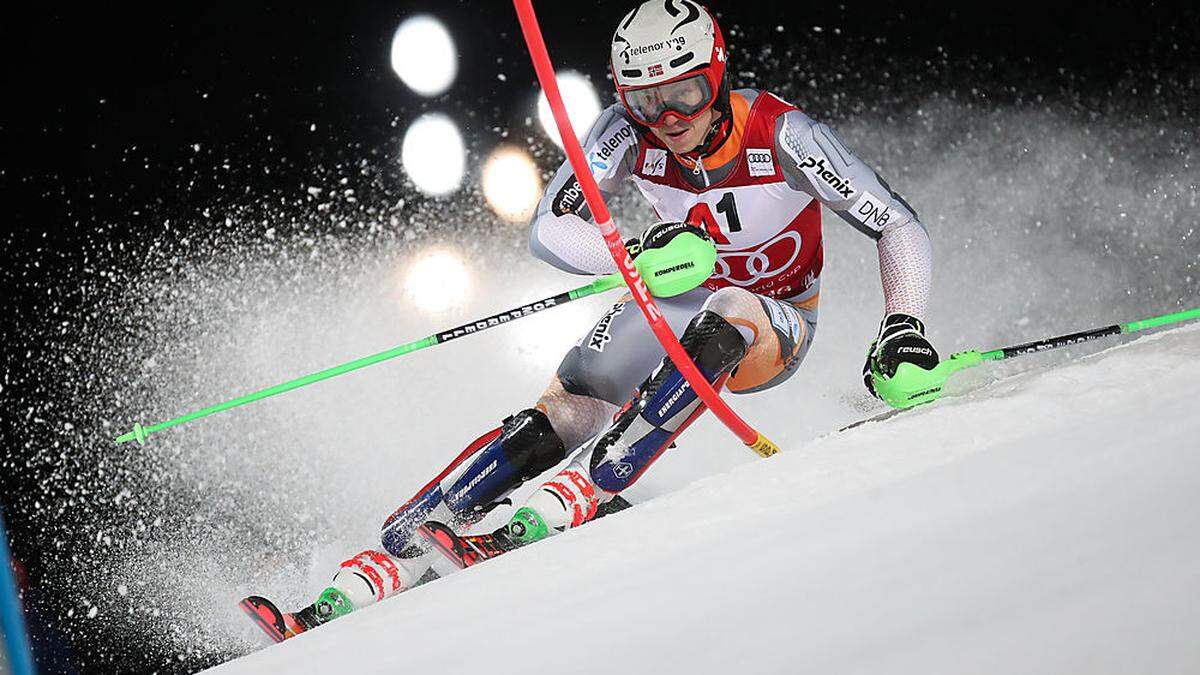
[418,520,517,570]
[839,406,908,432]
[239,595,313,643]
[420,495,635,569]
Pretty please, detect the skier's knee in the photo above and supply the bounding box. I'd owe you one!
[536,378,616,451]
[499,407,569,479]
[439,407,567,514]
[557,344,628,404]
[699,287,762,346]
[680,310,750,374]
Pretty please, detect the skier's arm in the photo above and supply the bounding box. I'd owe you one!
[528,105,640,275]
[775,109,931,319]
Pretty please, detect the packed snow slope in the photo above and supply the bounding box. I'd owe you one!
[212,323,1200,675]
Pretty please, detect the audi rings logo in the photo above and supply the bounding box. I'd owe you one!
[713,230,803,286]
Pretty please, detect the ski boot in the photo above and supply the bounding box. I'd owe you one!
[239,586,353,643]
[419,506,547,569]
[421,496,633,569]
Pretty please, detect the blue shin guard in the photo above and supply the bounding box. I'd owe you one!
[380,409,566,556]
[590,311,747,493]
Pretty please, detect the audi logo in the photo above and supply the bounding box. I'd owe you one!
[712,230,803,286]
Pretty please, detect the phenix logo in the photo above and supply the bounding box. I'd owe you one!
[589,303,626,352]
[799,156,854,199]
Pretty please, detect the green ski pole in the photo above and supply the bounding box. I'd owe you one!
[875,305,1200,409]
[114,273,627,445]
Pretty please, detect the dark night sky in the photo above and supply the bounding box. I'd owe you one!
[5,0,1198,240]
[2,1,1199,672]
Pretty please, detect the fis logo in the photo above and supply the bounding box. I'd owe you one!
[798,155,855,199]
[642,148,668,176]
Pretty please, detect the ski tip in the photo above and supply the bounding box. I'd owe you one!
[239,595,289,644]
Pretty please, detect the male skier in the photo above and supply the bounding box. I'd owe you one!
[242,0,938,642]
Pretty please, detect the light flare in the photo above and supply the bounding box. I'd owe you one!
[482,147,543,223]
[536,71,602,149]
[401,113,465,197]
[403,251,471,312]
[390,16,457,97]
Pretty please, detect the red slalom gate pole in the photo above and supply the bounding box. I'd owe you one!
[511,0,780,458]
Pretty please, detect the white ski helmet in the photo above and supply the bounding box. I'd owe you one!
[610,0,729,128]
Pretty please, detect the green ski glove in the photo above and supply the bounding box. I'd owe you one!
[863,313,940,399]
[631,221,717,297]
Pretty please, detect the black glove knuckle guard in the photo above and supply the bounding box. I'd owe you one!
[863,313,939,396]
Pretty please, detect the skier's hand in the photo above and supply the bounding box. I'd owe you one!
[863,313,939,398]
[632,222,716,297]
[625,221,701,261]
[638,221,709,249]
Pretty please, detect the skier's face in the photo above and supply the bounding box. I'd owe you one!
[650,107,716,154]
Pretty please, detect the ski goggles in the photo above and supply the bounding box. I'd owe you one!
[619,74,717,127]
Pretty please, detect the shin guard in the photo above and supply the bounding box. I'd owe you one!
[380,409,567,556]
[589,310,747,494]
